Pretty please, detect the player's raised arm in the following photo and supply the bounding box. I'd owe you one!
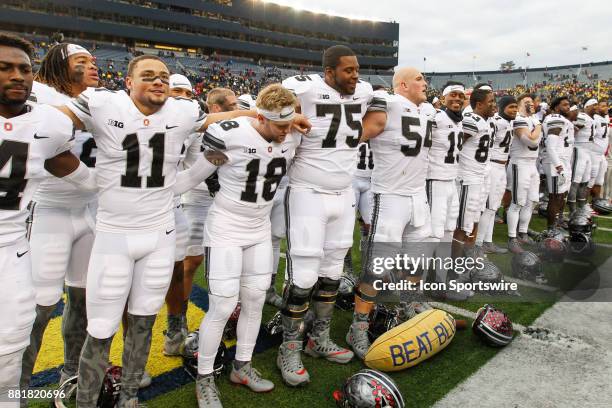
[199,108,311,134]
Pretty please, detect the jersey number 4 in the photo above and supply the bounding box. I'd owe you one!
[0,140,29,210]
[240,157,287,203]
[121,133,165,188]
[317,104,362,148]
[401,116,432,156]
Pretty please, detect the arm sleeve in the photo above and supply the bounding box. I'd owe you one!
[173,156,219,195]
[182,133,204,169]
[61,162,98,193]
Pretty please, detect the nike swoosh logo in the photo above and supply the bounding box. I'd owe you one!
[281,148,289,153]
[17,250,29,258]
[33,134,49,139]
[166,125,179,130]
[279,111,293,119]
[353,97,360,100]
[166,229,175,235]
[352,204,356,208]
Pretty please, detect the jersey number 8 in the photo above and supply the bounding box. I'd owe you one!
[240,157,287,203]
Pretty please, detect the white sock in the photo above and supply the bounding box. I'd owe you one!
[518,201,534,234]
[507,203,521,238]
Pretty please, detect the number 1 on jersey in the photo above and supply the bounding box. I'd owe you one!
[121,132,165,188]
[240,157,287,203]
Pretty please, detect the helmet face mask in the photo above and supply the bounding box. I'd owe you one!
[511,251,546,284]
[472,304,514,347]
[333,369,405,408]
[368,304,402,343]
[568,231,595,256]
[336,273,357,311]
[54,366,122,408]
[538,229,567,262]
[182,330,227,380]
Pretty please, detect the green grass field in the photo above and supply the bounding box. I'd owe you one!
[30,211,611,408]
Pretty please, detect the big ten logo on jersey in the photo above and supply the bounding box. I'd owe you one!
[107,119,124,128]
[318,94,331,100]
[243,147,257,154]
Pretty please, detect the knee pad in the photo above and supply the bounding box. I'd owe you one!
[281,284,313,319]
[87,317,121,340]
[207,293,240,322]
[286,254,320,288]
[312,277,340,304]
[208,277,241,298]
[241,273,271,292]
[508,203,522,213]
[318,247,348,281]
[0,349,24,391]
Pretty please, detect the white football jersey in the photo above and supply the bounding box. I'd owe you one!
[0,103,74,246]
[202,117,300,246]
[29,81,97,207]
[489,114,513,162]
[509,113,541,162]
[593,114,610,154]
[573,112,595,147]
[370,94,431,195]
[354,141,374,178]
[420,102,437,119]
[67,89,207,232]
[427,109,463,181]
[458,112,491,184]
[282,74,385,192]
[542,114,571,166]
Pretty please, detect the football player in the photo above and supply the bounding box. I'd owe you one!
[592,100,609,205]
[54,55,276,407]
[346,66,431,360]
[18,42,99,403]
[426,81,468,295]
[162,74,204,356]
[195,84,300,408]
[453,88,496,260]
[0,33,97,407]
[277,45,385,386]
[475,95,516,254]
[507,94,542,253]
[542,96,572,228]
[181,87,239,329]
[573,100,596,214]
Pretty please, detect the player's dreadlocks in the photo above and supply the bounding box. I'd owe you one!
[0,33,34,59]
[35,43,74,96]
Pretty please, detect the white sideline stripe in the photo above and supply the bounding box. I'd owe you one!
[597,226,612,232]
[563,259,591,266]
[503,276,558,292]
[597,242,612,249]
[429,302,526,331]
[280,252,286,259]
[594,214,612,219]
